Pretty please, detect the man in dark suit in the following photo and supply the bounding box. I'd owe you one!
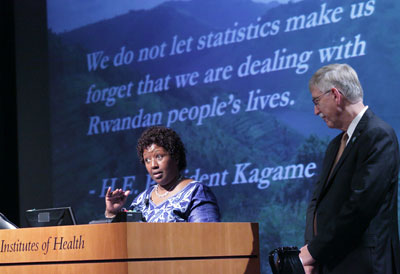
[299,63,400,274]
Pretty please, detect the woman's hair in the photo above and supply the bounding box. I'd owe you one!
[136,126,187,171]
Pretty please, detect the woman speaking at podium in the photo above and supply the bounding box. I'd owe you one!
[104,126,221,222]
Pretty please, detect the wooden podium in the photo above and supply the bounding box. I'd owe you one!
[0,222,260,273]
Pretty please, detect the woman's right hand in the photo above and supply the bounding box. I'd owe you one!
[105,187,130,217]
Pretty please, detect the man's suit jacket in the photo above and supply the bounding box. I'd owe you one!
[305,109,400,274]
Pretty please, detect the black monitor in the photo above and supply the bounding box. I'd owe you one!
[25,207,77,227]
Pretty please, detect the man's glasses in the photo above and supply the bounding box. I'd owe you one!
[312,89,331,106]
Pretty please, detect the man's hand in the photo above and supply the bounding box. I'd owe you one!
[300,245,317,274]
[304,265,318,274]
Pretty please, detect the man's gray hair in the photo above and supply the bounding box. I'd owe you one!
[309,63,363,103]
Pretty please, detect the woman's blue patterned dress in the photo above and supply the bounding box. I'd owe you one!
[129,181,220,222]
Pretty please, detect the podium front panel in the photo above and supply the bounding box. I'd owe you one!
[0,222,260,274]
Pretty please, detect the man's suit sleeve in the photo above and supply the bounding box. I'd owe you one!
[305,187,317,244]
[305,138,339,244]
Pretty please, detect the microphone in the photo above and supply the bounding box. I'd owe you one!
[144,195,149,206]
[127,194,148,222]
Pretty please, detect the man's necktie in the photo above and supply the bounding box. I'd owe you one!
[332,132,348,170]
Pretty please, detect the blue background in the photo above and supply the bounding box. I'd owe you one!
[46,0,400,272]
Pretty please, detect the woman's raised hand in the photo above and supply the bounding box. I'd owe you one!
[105,187,130,217]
